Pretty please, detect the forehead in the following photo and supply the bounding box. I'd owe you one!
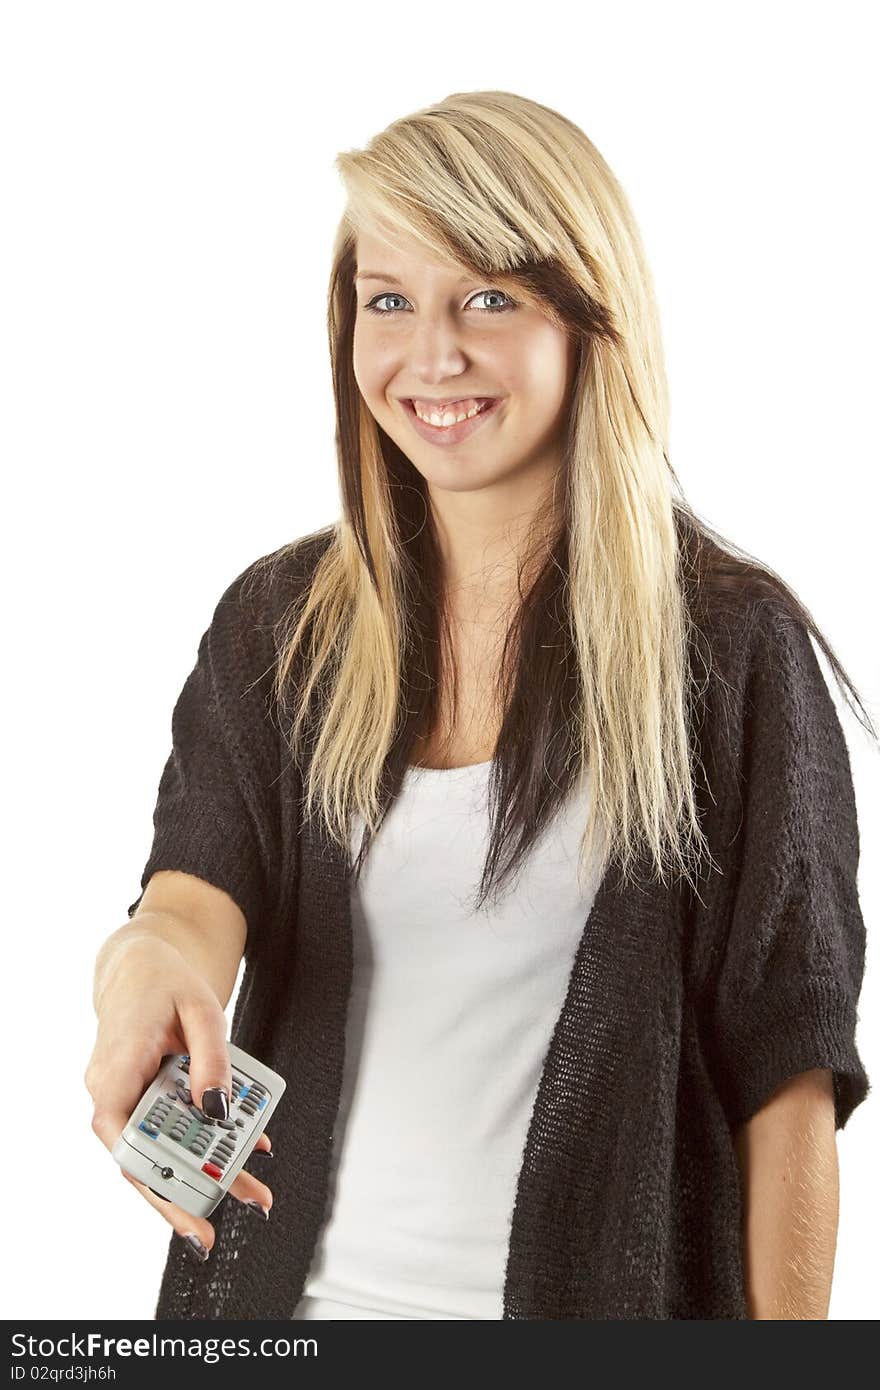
[354,228,472,283]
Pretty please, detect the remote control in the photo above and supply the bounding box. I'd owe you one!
[112,1043,285,1218]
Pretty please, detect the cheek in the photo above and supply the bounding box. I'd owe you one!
[523,339,573,408]
[494,326,566,398]
[352,335,395,406]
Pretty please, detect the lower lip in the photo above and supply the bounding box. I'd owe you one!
[402,397,503,446]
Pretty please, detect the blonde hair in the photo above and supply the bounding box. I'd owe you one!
[255,90,875,913]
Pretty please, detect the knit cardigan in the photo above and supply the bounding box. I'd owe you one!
[126,526,870,1320]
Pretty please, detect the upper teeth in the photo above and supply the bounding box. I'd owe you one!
[412,398,489,426]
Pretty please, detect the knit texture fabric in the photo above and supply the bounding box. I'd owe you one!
[126,527,870,1320]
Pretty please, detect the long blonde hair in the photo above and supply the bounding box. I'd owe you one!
[255,90,875,913]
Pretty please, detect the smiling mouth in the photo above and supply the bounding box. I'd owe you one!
[407,398,498,422]
[400,395,504,445]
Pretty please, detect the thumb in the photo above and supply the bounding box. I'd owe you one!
[175,994,232,1121]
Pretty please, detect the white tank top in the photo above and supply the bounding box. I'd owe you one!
[292,758,604,1319]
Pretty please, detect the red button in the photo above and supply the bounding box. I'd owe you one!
[202,1162,223,1180]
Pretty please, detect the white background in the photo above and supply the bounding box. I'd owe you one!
[3,0,877,1321]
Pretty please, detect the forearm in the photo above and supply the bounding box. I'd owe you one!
[734,1071,839,1319]
[93,912,239,1015]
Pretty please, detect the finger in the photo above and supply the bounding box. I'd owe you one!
[92,1104,143,1157]
[88,1039,177,1156]
[228,1168,273,1214]
[175,995,233,1121]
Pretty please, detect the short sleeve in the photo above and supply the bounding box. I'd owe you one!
[126,559,282,954]
[701,604,870,1132]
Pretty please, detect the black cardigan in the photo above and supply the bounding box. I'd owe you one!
[126,527,870,1319]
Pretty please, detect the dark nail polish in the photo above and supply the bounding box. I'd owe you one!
[180,1232,209,1262]
[252,1148,274,1159]
[243,1200,270,1220]
[201,1087,229,1120]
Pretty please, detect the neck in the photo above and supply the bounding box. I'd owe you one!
[429,473,562,611]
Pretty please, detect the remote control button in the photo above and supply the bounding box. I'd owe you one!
[201,1161,223,1180]
[187,1103,214,1124]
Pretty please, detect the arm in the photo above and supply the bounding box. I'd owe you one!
[733,1067,839,1319]
[94,869,247,1013]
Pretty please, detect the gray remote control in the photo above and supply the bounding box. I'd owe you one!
[112,1043,285,1218]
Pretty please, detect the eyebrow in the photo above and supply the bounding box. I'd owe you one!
[355,270,479,286]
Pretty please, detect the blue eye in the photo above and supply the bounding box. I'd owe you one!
[363,288,516,316]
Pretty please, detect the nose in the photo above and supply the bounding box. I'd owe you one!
[406,314,469,384]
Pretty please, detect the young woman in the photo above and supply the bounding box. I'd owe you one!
[88,90,873,1320]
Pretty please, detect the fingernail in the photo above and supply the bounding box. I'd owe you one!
[201,1087,229,1120]
[252,1148,274,1159]
[179,1232,209,1262]
[243,1200,270,1220]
